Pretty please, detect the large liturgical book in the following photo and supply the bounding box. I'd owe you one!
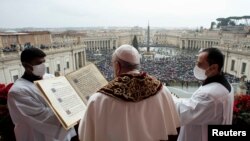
[35,63,108,130]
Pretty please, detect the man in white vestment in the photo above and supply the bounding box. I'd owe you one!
[78,44,180,141]
[8,47,76,141]
[172,48,234,141]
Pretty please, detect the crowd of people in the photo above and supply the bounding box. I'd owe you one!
[86,47,240,87]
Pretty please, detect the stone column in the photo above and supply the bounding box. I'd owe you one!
[81,51,84,67]
[71,51,75,71]
[82,50,86,66]
[179,40,184,48]
[0,49,4,57]
[77,52,81,68]
[75,53,78,69]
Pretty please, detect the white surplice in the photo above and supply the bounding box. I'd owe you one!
[78,86,180,141]
[7,78,76,141]
[173,82,234,141]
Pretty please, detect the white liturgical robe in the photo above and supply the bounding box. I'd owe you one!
[78,86,180,141]
[173,82,234,141]
[7,78,76,141]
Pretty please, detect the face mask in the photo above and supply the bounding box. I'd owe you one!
[32,63,46,77]
[193,65,207,80]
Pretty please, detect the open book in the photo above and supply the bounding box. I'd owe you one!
[35,63,108,130]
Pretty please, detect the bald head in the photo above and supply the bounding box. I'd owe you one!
[112,44,140,65]
[112,45,140,76]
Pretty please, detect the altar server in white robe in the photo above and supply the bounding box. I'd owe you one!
[172,48,234,141]
[8,48,76,141]
[78,44,180,141]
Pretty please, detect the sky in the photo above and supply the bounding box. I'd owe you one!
[0,0,249,29]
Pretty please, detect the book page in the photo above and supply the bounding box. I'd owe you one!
[66,63,108,104]
[35,76,86,130]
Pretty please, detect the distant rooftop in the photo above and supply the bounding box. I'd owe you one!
[0,32,28,35]
[0,31,50,36]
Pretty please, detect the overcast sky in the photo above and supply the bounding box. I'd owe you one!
[0,0,249,29]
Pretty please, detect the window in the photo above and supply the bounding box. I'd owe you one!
[66,61,69,68]
[241,62,246,74]
[46,67,50,73]
[57,64,60,71]
[231,60,235,71]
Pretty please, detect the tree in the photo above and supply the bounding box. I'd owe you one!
[228,16,241,25]
[242,15,250,25]
[132,35,139,51]
[229,20,236,26]
[216,18,224,28]
[216,18,230,28]
[215,15,250,28]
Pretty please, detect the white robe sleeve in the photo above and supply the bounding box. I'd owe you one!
[174,92,219,125]
[8,88,75,140]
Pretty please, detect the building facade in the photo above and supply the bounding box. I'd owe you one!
[0,31,86,84]
[83,36,118,50]
[1,26,250,83]
[217,46,250,80]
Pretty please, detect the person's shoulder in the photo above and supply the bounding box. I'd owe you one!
[151,86,174,101]
[200,83,230,98]
[86,92,121,108]
[161,86,172,95]
[9,78,34,94]
[88,92,110,102]
[203,83,228,92]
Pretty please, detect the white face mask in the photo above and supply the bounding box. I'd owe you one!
[32,63,46,77]
[193,65,207,80]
